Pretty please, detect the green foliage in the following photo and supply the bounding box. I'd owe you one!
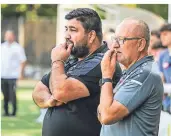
[94,4,168,21]
[1,4,168,21]
[93,5,106,20]
[1,4,57,19]
[1,4,26,18]
[137,4,168,20]
[37,4,57,17]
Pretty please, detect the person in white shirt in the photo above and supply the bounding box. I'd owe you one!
[1,30,27,116]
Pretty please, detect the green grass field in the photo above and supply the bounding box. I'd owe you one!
[1,88,42,136]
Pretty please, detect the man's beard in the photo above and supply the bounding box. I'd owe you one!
[66,38,89,58]
[71,44,89,58]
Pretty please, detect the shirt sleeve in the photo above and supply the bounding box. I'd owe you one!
[18,46,27,62]
[41,72,51,89]
[114,72,153,113]
[67,64,101,96]
[68,62,122,96]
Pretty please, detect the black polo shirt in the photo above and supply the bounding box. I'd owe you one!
[41,42,122,136]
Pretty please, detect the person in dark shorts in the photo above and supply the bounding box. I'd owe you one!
[32,8,122,136]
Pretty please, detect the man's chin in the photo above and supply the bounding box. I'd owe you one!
[71,54,87,58]
[116,53,121,60]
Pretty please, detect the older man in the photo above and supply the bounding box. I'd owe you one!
[98,18,164,136]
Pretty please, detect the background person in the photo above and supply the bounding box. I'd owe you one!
[1,30,27,116]
[148,30,161,55]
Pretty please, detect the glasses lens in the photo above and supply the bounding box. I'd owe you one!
[118,37,124,45]
[111,37,124,45]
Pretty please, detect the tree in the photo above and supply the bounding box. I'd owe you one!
[1,4,57,19]
[137,4,168,20]
[93,4,168,21]
[122,4,168,20]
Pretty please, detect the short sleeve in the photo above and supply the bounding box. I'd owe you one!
[18,46,27,62]
[41,72,51,88]
[114,73,153,113]
[67,64,101,96]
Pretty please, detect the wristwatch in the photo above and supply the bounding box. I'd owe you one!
[99,78,113,87]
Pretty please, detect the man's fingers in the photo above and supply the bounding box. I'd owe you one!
[111,52,117,67]
[67,44,73,53]
[104,49,115,60]
[47,95,57,107]
[60,43,67,48]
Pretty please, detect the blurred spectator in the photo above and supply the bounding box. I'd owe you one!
[150,41,167,75]
[151,41,167,62]
[159,23,171,83]
[159,23,171,114]
[1,30,27,116]
[148,30,160,55]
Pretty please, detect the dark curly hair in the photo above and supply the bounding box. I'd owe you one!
[65,8,102,43]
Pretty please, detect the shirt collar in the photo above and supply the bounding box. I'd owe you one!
[124,56,153,76]
[5,41,17,46]
[65,41,108,70]
[92,41,108,54]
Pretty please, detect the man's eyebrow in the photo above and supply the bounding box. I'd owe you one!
[65,26,77,29]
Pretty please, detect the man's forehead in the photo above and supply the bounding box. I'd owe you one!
[115,23,132,36]
[65,18,82,27]
[115,20,140,36]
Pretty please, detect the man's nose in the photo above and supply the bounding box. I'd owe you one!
[64,31,71,39]
[111,41,120,49]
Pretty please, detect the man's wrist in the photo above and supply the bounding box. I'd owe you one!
[51,59,65,66]
[51,60,65,70]
[99,78,113,87]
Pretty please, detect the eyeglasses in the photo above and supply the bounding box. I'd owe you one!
[111,36,144,46]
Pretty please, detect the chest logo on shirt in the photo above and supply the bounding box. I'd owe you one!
[163,62,169,69]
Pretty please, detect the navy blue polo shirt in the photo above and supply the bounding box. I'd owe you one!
[41,43,122,136]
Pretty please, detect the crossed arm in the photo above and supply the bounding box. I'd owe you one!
[97,82,129,125]
[32,81,57,108]
[32,61,90,108]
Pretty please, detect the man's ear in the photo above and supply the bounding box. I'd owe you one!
[138,38,146,51]
[88,30,96,44]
